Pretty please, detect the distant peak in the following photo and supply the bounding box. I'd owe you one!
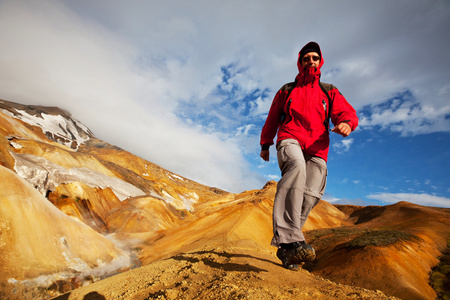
[0,99,94,150]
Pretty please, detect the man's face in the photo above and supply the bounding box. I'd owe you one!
[301,52,320,68]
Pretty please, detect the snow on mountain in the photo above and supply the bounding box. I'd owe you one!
[0,101,93,150]
[158,188,199,211]
[11,152,145,201]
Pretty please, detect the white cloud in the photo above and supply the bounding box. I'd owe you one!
[332,138,354,153]
[322,193,340,203]
[0,0,449,194]
[359,95,450,136]
[366,193,450,208]
[0,1,262,192]
[250,95,272,119]
[236,124,255,137]
[266,175,280,181]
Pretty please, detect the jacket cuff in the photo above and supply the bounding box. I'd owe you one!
[261,144,270,151]
[338,120,354,131]
[343,120,356,131]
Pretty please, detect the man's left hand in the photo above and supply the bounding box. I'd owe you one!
[332,122,352,137]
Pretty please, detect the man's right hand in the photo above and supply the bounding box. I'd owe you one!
[260,150,270,162]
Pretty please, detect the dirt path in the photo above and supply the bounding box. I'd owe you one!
[54,242,399,300]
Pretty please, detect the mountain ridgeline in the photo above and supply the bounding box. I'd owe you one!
[0,99,449,300]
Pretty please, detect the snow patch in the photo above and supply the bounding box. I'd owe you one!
[158,189,198,211]
[169,173,184,181]
[2,108,92,150]
[11,152,145,201]
[142,164,151,177]
[7,252,131,288]
[161,190,176,203]
[9,140,23,149]
[179,192,199,211]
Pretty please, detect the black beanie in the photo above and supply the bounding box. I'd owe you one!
[300,43,321,61]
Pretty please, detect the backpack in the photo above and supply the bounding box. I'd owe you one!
[281,80,334,131]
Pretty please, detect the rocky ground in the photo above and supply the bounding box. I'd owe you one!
[53,241,399,300]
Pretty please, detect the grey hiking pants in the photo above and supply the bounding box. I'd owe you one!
[271,139,327,247]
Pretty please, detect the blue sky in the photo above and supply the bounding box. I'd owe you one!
[0,0,449,207]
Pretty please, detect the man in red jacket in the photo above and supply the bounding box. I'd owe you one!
[260,41,358,270]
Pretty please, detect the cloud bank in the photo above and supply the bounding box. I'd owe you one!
[366,193,450,208]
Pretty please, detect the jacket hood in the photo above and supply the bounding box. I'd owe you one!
[297,41,324,73]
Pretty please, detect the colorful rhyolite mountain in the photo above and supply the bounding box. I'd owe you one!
[0,99,448,300]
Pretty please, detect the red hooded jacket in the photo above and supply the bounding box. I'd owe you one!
[260,42,358,162]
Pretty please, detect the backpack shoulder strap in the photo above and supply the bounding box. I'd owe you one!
[280,80,297,99]
[278,80,297,122]
[319,82,334,131]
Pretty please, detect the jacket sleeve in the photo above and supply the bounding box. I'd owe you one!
[328,86,358,131]
[260,89,286,150]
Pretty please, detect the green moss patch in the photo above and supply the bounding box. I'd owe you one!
[307,227,421,250]
[307,227,370,248]
[430,238,450,300]
[346,229,420,249]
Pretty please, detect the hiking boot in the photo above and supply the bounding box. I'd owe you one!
[276,248,299,271]
[278,241,316,265]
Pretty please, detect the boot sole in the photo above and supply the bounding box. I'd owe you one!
[288,247,316,264]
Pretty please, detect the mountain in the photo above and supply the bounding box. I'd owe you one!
[0,99,449,299]
[0,166,130,283]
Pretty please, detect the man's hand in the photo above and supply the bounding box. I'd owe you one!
[260,150,270,162]
[332,122,352,137]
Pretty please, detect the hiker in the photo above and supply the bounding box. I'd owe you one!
[259,41,358,270]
